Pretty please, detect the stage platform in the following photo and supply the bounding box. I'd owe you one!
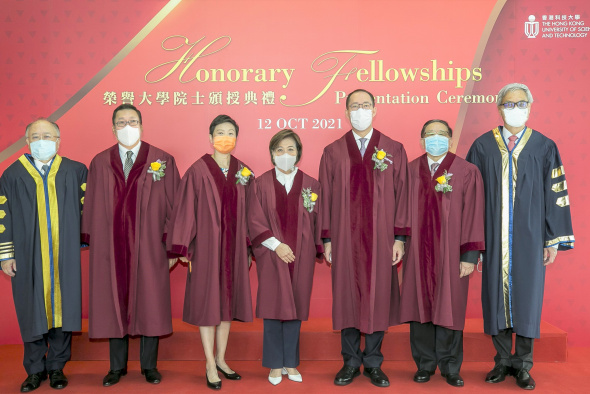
[69,318,568,362]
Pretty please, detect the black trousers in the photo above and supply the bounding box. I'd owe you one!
[341,328,384,368]
[492,328,534,371]
[262,319,302,369]
[409,322,463,375]
[23,328,71,375]
[109,335,159,370]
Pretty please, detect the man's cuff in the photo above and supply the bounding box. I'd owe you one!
[394,235,406,243]
[460,250,479,264]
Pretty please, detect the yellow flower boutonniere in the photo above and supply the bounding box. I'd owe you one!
[302,188,318,213]
[435,170,453,193]
[147,159,166,181]
[371,147,393,171]
[235,165,253,185]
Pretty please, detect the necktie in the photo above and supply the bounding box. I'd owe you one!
[507,135,518,151]
[431,162,439,178]
[123,151,133,180]
[359,138,367,157]
[41,164,49,176]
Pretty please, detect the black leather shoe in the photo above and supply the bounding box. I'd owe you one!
[102,368,127,387]
[206,373,222,390]
[413,369,435,383]
[363,367,390,387]
[216,365,241,380]
[515,369,535,390]
[141,368,162,384]
[485,365,510,383]
[334,365,360,386]
[20,372,47,392]
[442,373,464,387]
[48,369,68,389]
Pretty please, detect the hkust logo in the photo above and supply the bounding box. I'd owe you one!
[525,15,539,38]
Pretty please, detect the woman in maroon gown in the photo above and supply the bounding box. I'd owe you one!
[247,129,323,385]
[167,115,253,389]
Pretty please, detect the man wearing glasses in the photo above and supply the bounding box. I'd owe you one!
[0,119,87,392]
[399,119,485,387]
[466,83,574,390]
[319,89,411,387]
[82,104,180,386]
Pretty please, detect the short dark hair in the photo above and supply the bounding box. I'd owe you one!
[420,119,453,138]
[112,104,142,125]
[269,129,303,166]
[209,114,239,137]
[346,89,375,109]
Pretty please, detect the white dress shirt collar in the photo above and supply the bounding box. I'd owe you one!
[33,157,55,174]
[118,141,142,165]
[352,128,373,150]
[502,125,525,141]
[274,167,298,194]
[427,154,447,169]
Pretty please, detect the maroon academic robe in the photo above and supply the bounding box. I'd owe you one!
[247,169,323,321]
[167,154,253,326]
[400,153,485,331]
[319,130,411,334]
[82,142,180,338]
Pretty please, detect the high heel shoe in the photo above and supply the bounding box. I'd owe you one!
[268,373,282,386]
[206,372,222,390]
[283,367,302,382]
[216,364,242,380]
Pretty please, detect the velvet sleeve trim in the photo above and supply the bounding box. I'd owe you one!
[81,233,90,244]
[251,230,274,248]
[321,229,331,239]
[170,244,188,258]
[315,244,325,258]
[460,241,485,256]
[394,226,411,236]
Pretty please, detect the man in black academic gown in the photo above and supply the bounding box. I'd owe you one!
[0,119,87,392]
[466,83,574,390]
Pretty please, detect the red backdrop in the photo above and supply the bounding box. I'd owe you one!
[1,0,588,346]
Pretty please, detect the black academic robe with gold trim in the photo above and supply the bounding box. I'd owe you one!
[0,154,87,342]
[466,127,574,339]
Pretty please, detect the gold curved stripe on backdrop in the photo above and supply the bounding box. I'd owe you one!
[451,0,508,153]
[0,0,182,165]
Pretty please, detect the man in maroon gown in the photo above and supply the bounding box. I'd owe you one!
[319,89,411,387]
[82,104,179,386]
[399,119,485,387]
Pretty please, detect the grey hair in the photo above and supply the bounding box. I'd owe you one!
[25,118,60,138]
[496,83,534,106]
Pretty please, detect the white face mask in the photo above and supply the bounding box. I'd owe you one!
[30,139,57,162]
[349,108,373,131]
[274,153,297,172]
[116,125,141,147]
[503,107,529,128]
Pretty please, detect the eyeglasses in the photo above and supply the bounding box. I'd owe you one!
[423,131,450,138]
[115,119,140,128]
[348,102,373,111]
[500,101,528,109]
[29,134,59,142]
